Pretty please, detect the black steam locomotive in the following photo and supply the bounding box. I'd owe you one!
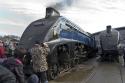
[99,25,120,61]
[18,7,97,79]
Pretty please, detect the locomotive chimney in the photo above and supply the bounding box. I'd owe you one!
[45,7,60,18]
[106,25,112,33]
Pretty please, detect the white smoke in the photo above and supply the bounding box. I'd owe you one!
[46,0,76,10]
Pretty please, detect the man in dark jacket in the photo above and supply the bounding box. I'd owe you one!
[0,65,16,83]
[2,57,25,83]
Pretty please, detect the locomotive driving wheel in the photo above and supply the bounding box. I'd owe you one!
[48,51,59,80]
[48,64,59,80]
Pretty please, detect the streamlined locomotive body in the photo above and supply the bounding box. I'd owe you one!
[18,7,97,79]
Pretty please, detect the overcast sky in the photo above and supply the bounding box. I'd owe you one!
[1,0,125,36]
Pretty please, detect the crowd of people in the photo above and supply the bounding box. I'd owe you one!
[0,40,50,83]
[1,37,125,83]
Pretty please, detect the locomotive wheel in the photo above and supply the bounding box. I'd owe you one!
[48,64,59,80]
[48,50,59,80]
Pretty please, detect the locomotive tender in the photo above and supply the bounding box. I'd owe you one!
[18,7,97,79]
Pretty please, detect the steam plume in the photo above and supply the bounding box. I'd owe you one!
[47,0,75,10]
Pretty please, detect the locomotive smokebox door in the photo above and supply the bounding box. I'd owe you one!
[45,7,60,18]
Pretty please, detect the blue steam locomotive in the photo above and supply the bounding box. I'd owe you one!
[18,7,97,79]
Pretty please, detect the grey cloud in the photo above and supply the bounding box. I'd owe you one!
[0,24,25,36]
[1,0,125,36]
